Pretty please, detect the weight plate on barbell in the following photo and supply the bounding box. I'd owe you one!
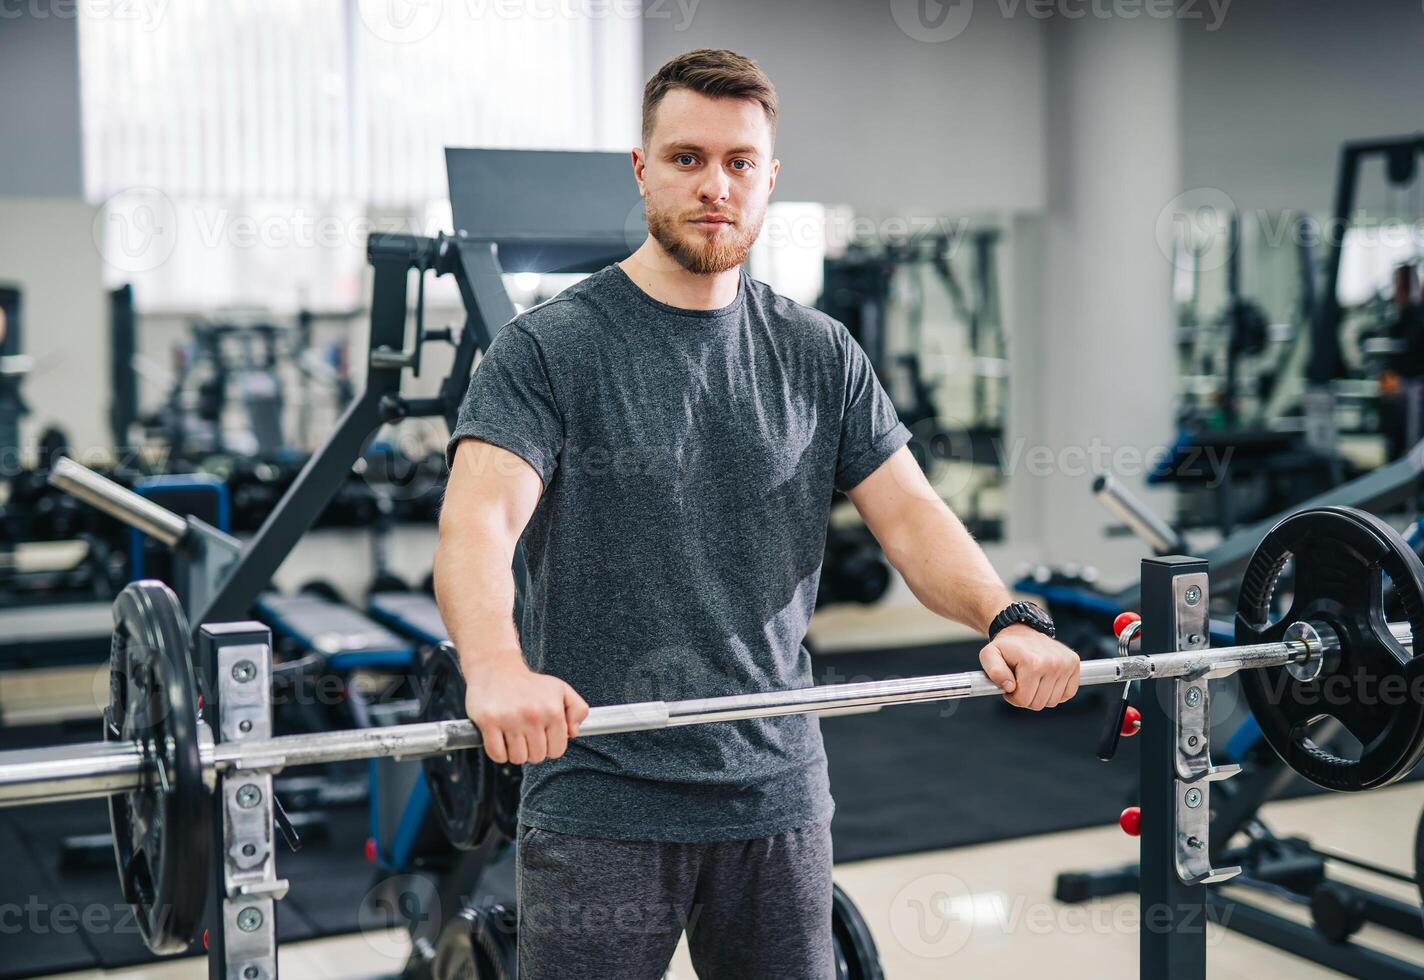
[1414,805,1424,910]
[490,757,522,845]
[832,883,884,980]
[1236,506,1424,792]
[433,901,518,980]
[420,642,496,850]
[106,580,211,954]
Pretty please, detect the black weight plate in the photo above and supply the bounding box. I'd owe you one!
[420,642,495,849]
[106,580,211,954]
[832,930,851,980]
[831,883,884,980]
[489,756,522,844]
[1236,507,1424,792]
[1415,805,1424,910]
[433,901,518,980]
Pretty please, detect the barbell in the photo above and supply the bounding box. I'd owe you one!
[0,506,1420,957]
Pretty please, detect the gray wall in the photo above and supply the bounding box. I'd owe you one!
[0,11,83,196]
[643,0,1048,215]
[1182,0,1424,214]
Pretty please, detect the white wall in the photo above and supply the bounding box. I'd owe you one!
[642,0,1048,216]
[1033,15,1181,580]
[0,198,108,459]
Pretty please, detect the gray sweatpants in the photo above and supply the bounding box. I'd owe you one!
[515,821,835,980]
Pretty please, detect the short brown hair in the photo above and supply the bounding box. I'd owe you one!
[641,49,778,151]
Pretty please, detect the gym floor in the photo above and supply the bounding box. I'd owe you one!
[15,604,1424,980]
[24,785,1422,979]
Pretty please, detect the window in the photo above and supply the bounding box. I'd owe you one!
[80,1,641,311]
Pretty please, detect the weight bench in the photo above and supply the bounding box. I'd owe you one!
[255,591,416,672]
[368,590,450,646]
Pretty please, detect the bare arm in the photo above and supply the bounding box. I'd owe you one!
[846,446,1080,710]
[845,447,1013,630]
[434,439,588,762]
[434,439,542,671]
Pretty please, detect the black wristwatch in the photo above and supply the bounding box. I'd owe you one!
[987,601,1056,641]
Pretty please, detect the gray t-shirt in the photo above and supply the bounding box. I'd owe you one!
[446,263,911,842]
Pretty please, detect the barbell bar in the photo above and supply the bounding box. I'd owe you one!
[0,618,1411,811]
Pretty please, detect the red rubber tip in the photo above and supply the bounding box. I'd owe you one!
[1121,705,1142,737]
[364,837,378,864]
[1112,612,1142,638]
[1119,806,1141,837]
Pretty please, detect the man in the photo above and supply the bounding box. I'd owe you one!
[435,48,1080,980]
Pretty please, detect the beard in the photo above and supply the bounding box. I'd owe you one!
[644,199,764,275]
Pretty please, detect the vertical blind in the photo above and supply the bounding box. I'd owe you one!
[78,1,641,308]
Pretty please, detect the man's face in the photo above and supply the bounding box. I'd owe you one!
[636,89,778,276]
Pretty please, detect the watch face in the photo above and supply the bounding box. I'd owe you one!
[1023,603,1052,628]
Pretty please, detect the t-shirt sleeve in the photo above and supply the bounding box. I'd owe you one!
[445,321,564,485]
[834,324,912,492]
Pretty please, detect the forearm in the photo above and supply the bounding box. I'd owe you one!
[433,521,525,675]
[877,497,1015,635]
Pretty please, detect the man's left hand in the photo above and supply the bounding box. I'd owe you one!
[978,626,1081,711]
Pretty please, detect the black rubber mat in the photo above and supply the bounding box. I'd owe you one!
[816,641,1140,862]
[0,722,377,978]
[815,640,1424,863]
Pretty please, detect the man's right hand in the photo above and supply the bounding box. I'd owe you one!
[464,658,590,765]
